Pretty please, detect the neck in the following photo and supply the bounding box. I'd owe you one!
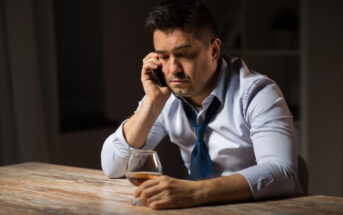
[186,96,204,107]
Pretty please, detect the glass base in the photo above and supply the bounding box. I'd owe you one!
[132,198,144,206]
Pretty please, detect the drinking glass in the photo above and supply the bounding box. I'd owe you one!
[126,150,162,206]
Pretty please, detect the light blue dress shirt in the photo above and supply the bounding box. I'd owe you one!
[101,56,298,199]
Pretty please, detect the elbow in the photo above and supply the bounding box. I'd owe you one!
[101,158,115,178]
[101,148,115,178]
[101,142,127,179]
[250,160,298,199]
[102,167,123,179]
[101,153,126,179]
[277,161,298,195]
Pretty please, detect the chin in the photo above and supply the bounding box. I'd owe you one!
[171,88,193,97]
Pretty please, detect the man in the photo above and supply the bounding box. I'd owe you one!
[101,0,298,209]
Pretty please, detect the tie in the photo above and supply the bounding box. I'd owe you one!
[182,97,221,180]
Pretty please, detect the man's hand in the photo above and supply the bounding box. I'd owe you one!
[141,52,171,107]
[122,53,171,149]
[134,175,203,209]
[134,174,253,210]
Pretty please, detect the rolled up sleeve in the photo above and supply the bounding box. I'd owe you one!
[238,78,298,199]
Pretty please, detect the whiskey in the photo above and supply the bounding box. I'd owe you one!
[127,172,161,186]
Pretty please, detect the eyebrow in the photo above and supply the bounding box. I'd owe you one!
[155,44,192,54]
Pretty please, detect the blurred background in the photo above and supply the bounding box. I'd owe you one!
[0,0,342,197]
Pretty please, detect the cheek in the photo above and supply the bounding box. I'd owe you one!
[183,63,195,78]
[193,57,212,79]
[179,52,212,81]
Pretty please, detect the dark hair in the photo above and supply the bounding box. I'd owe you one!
[145,0,218,46]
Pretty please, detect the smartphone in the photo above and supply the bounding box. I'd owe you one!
[150,66,167,87]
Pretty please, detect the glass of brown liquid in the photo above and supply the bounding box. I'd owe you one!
[126,150,162,206]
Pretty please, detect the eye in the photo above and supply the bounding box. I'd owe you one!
[159,55,169,60]
[174,53,185,58]
[175,52,196,59]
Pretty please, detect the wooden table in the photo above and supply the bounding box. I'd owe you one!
[0,162,342,215]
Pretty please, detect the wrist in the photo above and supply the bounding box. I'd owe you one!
[142,95,169,112]
[191,174,253,205]
[190,180,210,205]
[122,95,168,149]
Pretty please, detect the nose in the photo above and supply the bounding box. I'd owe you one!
[165,56,181,75]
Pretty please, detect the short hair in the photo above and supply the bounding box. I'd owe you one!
[145,0,218,46]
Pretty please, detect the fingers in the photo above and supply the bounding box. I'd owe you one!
[140,52,171,104]
[146,191,167,207]
[142,52,161,69]
[141,52,162,82]
[140,186,163,205]
[134,176,160,198]
[143,52,160,63]
[134,176,169,205]
[149,199,171,210]
[142,62,158,74]
[134,176,182,209]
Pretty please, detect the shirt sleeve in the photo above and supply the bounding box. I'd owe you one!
[237,77,298,199]
[101,98,168,178]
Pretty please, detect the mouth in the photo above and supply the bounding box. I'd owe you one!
[171,79,187,83]
[170,79,189,86]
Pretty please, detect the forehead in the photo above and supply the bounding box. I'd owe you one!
[153,29,203,51]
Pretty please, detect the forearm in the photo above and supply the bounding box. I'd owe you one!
[195,173,252,205]
[123,97,167,148]
[136,174,252,209]
[101,98,168,178]
[195,161,298,205]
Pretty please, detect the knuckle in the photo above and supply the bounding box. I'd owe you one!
[144,62,153,69]
[150,202,159,209]
[141,189,148,197]
[142,62,149,68]
[161,175,168,180]
[161,183,171,191]
[166,188,173,196]
[140,192,148,202]
[164,196,173,205]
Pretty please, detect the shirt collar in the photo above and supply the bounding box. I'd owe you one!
[209,56,229,105]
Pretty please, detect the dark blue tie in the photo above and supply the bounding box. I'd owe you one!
[182,97,221,180]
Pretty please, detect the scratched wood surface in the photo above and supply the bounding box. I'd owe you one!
[0,162,342,215]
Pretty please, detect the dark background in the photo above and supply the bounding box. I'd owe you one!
[0,0,342,197]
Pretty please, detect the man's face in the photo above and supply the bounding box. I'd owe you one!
[153,29,218,104]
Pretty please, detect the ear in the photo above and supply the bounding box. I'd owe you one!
[211,38,221,61]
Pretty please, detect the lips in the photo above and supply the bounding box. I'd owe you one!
[170,79,189,86]
[167,75,190,87]
[171,79,187,83]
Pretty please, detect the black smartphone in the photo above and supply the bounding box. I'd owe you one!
[150,66,167,87]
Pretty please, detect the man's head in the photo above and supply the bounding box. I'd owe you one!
[145,0,218,47]
[145,0,221,106]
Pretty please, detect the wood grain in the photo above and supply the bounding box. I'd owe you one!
[0,162,342,214]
